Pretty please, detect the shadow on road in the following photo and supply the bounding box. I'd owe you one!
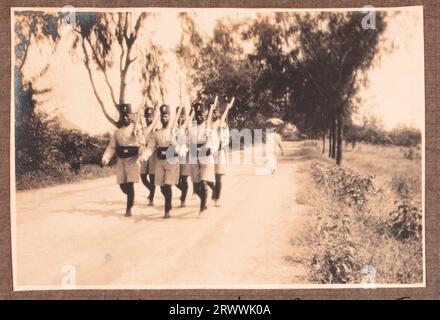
[54,199,205,223]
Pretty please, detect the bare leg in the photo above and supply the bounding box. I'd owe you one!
[176,175,189,207]
[214,174,223,206]
[120,183,134,217]
[199,181,209,214]
[160,184,172,218]
[148,174,156,205]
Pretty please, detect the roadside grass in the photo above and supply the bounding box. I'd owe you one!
[16,164,114,191]
[292,141,423,284]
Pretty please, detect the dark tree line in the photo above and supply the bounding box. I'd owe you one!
[177,11,389,165]
[15,10,391,169]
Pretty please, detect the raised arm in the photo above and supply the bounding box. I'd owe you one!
[171,105,184,130]
[206,95,218,129]
[181,107,195,131]
[220,97,235,127]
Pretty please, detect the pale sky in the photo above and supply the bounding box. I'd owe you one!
[19,7,424,135]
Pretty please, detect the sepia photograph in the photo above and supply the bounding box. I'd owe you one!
[11,5,424,290]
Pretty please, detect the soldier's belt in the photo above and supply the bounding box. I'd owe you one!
[116,146,139,158]
[156,146,178,160]
[196,144,211,156]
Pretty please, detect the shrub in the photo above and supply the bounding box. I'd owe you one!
[303,160,423,284]
[308,210,361,284]
[311,162,376,210]
[388,200,422,242]
[391,174,419,199]
[390,126,422,147]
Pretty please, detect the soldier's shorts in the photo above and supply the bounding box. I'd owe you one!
[140,151,157,175]
[155,158,180,186]
[190,155,215,183]
[116,155,141,184]
[214,148,228,175]
[180,153,191,176]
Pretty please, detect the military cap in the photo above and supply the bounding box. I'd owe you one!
[159,104,171,115]
[144,106,154,117]
[193,102,205,116]
[117,103,132,116]
[176,106,186,115]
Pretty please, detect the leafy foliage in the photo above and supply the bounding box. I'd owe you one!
[344,117,421,147]
[388,200,423,242]
[14,11,61,72]
[300,150,423,284]
[388,174,423,241]
[309,209,361,284]
[311,162,376,210]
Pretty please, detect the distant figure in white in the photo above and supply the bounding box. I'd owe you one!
[265,128,284,174]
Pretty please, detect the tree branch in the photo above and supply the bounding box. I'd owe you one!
[133,13,147,40]
[17,27,32,73]
[81,38,118,128]
[84,36,118,106]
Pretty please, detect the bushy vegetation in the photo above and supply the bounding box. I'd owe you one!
[15,112,112,190]
[311,163,376,210]
[15,71,112,190]
[344,117,422,147]
[294,142,423,284]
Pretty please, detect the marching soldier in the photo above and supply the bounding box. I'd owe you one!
[208,97,234,207]
[189,100,216,215]
[175,106,193,208]
[142,104,183,218]
[140,106,158,206]
[102,103,144,217]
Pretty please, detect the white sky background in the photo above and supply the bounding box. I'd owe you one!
[20,7,424,135]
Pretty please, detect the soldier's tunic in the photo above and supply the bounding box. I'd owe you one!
[103,123,142,184]
[140,127,157,175]
[179,126,191,176]
[148,127,180,186]
[212,119,230,175]
[189,121,215,183]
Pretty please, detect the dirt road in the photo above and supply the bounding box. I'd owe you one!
[13,142,308,289]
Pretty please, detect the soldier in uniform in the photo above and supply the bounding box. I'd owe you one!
[140,106,158,206]
[102,103,143,217]
[142,104,182,218]
[189,101,216,215]
[207,99,232,207]
[175,107,192,207]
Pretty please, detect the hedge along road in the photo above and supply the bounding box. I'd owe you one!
[13,141,308,289]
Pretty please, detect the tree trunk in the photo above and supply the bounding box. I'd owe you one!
[328,129,332,158]
[119,40,135,104]
[322,133,326,154]
[119,69,127,104]
[331,121,336,159]
[336,114,343,165]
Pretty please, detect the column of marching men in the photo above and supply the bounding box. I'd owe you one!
[101,96,234,218]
